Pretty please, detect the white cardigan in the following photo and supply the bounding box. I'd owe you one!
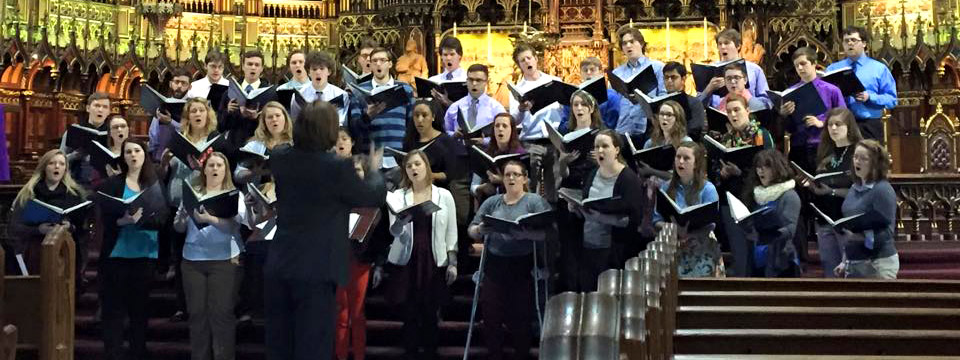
[386,185,458,266]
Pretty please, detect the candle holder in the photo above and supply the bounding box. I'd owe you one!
[135,0,184,36]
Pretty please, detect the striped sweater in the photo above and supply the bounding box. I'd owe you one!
[347,79,415,151]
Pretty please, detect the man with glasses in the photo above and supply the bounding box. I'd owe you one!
[699,28,772,109]
[662,61,706,140]
[716,64,766,111]
[826,26,897,141]
[356,38,378,78]
[347,47,415,151]
[186,50,229,100]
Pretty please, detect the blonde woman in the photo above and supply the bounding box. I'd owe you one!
[173,152,243,360]
[234,101,293,185]
[7,149,89,274]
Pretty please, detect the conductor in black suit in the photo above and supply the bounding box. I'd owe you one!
[265,101,387,360]
[219,49,278,150]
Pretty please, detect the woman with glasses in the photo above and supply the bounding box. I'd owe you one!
[469,159,552,360]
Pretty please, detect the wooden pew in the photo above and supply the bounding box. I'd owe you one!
[675,356,960,360]
[674,329,960,356]
[677,306,960,330]
[679,291,960,308]
[681,278,960,293]
[675,278,960,357]
[3,225,75,360]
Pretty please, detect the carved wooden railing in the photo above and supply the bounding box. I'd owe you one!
[890,174,960,242]
[3,225,75,360]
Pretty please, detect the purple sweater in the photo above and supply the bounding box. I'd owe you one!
[788,78,846,146]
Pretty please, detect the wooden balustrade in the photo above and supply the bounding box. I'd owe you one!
[3,225,75,360]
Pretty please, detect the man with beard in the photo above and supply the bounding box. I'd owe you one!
[149,68,192,163]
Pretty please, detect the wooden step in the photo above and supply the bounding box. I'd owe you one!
[675,356,960,360]
[674,329,960,356]
[680,278,960,293]
[677,306,960,330]
[679,291,960,308]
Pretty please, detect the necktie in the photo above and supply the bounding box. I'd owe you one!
[445,72,453,81]
[316,91,323,101]
[468,98,479,127]
[245,84,254,94]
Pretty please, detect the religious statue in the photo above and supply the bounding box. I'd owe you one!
[740,18,766,64]
[395,30,428,88]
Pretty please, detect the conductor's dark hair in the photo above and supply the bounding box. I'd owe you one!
[663,61,687,77]
[293,101,339,152]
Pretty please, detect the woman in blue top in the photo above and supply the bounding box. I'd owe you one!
[95,139,168,360]
[653,141,723,277]
[836,139,899,279]
[742,149,801,277]
[173,152,243,360]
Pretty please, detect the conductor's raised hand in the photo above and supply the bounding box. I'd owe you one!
[367,143,383,171]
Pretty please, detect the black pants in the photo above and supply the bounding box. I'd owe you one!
[100,257,156,360]
[264,273,337,360]
[557,201,584,292]
[578,247,614,292]
[858,118,885,143]
[481,254,534,360]
[239,240,270,317]
[399,284,441,359]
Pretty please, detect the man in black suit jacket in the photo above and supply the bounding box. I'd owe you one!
[219,49,278,150]
[265,101,386,360]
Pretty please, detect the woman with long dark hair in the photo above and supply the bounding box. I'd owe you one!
[96,139,168,360]
[802,108,862,277]
[472,113,526,202]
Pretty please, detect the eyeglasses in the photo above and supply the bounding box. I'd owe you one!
[369,58,390,64]
[658,112,676,118]
[724,75,744,82]
[843,38,863,44]
[503,172,525,179]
